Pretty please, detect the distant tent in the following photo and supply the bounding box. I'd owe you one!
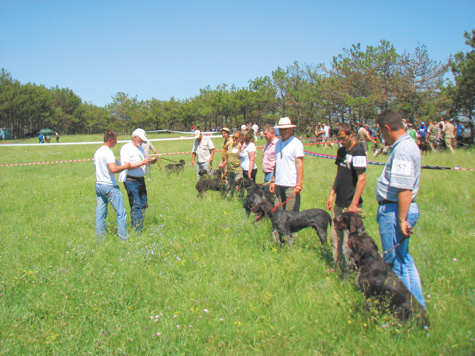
[0,128,12,140]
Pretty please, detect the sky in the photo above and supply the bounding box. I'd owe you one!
[1,0,474,107]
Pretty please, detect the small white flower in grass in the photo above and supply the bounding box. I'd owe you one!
[427,294,431,298]
[219,318,224,322]
[149,316,154,319]
[453,258,457,262]
[174,315,178,318]
[203,309,209,313]
[156,332,161,337]
[176,325,180,328]
[189,325,192,328]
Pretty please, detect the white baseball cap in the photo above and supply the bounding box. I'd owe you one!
[132,128,147,142]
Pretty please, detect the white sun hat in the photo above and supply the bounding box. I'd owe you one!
[276,117,296,128]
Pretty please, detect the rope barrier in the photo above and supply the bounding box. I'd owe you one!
[1,142,473,171]
[303,150,475,171]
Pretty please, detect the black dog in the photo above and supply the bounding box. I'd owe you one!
[198,168,222,180]
[251,201,331,245]
[165,159,185,175]
[334,212,428,326]
[195,177,229,199]
[234,178,274,216]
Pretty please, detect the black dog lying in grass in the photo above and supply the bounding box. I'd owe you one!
[334,211,429,327]
[165,159,185,175]
[234,177,274,216]
[251,201,331,245]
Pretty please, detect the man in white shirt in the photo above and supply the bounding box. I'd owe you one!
[94,130,130,241]
[120,128,154,233]
[191,130,215,180]
[270,117,304,212]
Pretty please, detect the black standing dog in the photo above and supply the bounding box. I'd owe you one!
[334,212,429,326]
[234,178,274,216]
[195,177,229,199]
[251,201,331,245]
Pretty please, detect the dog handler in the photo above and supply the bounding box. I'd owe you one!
[326,123,367,273]
[375,109,425,309]
[217,127,233,171]
[119,128,154,233]
[191,130,215,181]
[270,117,304,212]
[93,130,130,241]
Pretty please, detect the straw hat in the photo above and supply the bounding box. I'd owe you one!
[275,117,296,128]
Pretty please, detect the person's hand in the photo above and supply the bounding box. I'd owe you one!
[269,182,275,193]
[150,157,158,164]
[294,184,303,194]
[142,158,152,165]
[124,162,131,169]
[399,220,414,237]
[218,161,225,168]
[191,161,195,166]
[326,196,333,210]
[209,156,214,163]
[248,171,252,179]
[346,203,358,213]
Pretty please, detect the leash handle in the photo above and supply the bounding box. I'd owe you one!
[382,235,409,255]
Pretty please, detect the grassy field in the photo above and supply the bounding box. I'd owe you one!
[0,133,474,355]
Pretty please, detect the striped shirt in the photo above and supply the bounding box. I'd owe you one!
[376,133,421,202]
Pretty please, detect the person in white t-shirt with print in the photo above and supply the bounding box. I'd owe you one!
[94,130,130,241]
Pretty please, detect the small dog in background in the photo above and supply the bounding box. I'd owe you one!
[334,212,429,327]
[165,159,185,176]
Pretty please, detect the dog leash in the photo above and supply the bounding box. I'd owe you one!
[382,236,410,255]
[159,156,179,163]
[272,192,296,213]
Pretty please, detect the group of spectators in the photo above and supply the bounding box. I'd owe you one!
[95,110,427,312]
[413,118,470,153]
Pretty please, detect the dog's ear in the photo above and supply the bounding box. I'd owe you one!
[349,213,364,234]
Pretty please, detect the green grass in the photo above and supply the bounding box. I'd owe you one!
[0,135,474,355]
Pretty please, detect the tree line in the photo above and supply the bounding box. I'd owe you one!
[1,30,474,139]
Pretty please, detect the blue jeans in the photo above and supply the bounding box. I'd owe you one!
[95,184,128,241]
[124,177,148,232]
[263,171,273,183]
[377,202,425,308]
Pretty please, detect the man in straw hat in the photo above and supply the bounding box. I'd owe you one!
[191,130,215,180]
[270,117,304,215]
[119,128,154,233]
